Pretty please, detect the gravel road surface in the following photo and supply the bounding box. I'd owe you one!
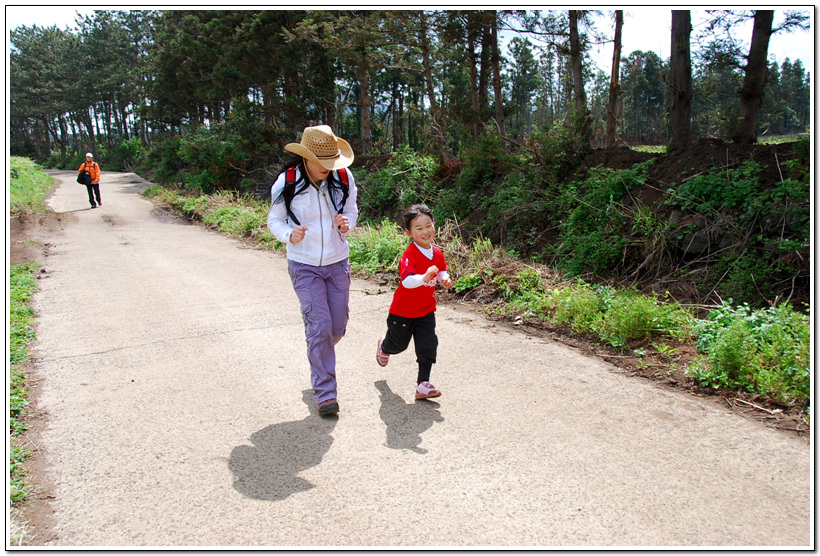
[27,171,812,548]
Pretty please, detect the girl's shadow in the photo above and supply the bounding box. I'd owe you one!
[375,380,444,454]
[228,390,337,501]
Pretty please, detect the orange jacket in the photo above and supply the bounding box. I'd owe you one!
[78,161,101,184]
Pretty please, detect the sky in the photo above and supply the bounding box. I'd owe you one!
[5,6,814,73]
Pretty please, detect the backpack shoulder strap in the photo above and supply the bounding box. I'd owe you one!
[282,167,301,226]
[335,168,350,213]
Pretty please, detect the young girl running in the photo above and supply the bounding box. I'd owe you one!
[376,203,453,399]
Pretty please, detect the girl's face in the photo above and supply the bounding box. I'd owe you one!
[305,159,330,183]
[406,213,435,249]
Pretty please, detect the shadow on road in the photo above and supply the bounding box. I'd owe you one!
[375,380,444,454]
[228,390,337,501]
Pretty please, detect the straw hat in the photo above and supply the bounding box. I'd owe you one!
[285,125,354,171]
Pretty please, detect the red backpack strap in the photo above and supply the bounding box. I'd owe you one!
[282,167,300,226]
[337,167,349,186]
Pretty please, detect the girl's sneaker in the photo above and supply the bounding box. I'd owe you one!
[376,338,390,367]
[415,381,441,399]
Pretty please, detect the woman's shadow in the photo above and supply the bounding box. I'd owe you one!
[228,390,337,501]
[375,380,444,454]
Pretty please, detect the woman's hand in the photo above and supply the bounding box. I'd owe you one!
[334,214,350,234]
[290,225,308,243]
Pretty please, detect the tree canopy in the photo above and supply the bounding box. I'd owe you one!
[9,9,811,173]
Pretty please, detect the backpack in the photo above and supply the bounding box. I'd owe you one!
[77,162,93,185]
[282,166,349,226]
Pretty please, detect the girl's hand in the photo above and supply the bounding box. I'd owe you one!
[334,214,350,233]
[290,225,308,243]
[423,265,439,282]
[441,275,453,288]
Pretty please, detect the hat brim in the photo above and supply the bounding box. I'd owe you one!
[284,137,354,170]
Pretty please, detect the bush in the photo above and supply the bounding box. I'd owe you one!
[553,162,652,275]
[688,301,810,402]
[357,146,438,221]
[347,219,407,274]
[668,158,762,216]
[10,157,54,214]
[112,136,146,171]
[488,271,694,348]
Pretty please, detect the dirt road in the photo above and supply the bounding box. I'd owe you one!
[23,171,812,547]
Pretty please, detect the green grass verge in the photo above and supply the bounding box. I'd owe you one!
[10,156,54,214]
[9,262,39,507]
[8,158,54,534]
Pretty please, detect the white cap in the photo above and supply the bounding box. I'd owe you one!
[85,152,94,158]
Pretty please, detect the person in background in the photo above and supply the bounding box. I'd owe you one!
[267,125,358,417]
[78,152,102,208]
[376,203,453,400]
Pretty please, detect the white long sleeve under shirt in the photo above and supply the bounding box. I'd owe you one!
[401,242,450,288]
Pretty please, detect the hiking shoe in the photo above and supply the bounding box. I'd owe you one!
[376,338,390,367]
[317,398,339,416]
[415,381,441,400]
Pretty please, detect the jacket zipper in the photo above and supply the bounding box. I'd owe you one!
[317,185,325,266]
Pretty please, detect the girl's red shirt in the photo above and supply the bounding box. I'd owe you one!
[388,242,447,319]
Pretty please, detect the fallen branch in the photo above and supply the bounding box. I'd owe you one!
[732,398,781,415]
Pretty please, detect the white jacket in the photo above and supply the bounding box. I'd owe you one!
[267,167,358,267]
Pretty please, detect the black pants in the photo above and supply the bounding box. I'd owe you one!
[86,183,101,207]
[381,311,438,384]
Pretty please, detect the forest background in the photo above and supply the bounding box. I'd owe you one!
[8,8,812,310]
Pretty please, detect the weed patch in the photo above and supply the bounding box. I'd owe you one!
[10,157,54,214]
[9,262,40,509]
[688,301,810,403]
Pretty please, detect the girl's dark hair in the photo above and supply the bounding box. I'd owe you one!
[272,154,346,208]
[402,203,434,230]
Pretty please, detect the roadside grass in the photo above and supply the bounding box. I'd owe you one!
[10,262,38,505]
[9,157,55,544]
[8,261,39,546]
[10,157,55,214]
[142,184,811,409]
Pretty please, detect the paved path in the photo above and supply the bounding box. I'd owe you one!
[28,171,812,548]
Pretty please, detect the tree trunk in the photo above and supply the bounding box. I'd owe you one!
[391,79,400,150]
[490,12,507,143]
[669,10,693,152]
[57,115,69,156]
[357,62,373,153]
[419,11,448,158]
[733,9,774,144]
[605,10,623,147]
[466,13,481,138]
[478,12,492,114]
[569,10,592,155]
[320,50,336,130]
